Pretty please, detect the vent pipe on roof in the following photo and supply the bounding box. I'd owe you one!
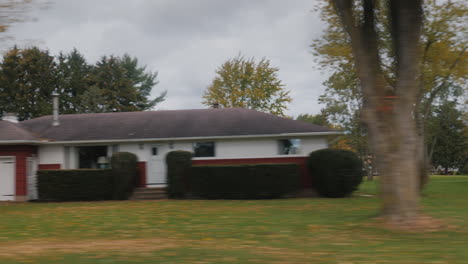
[1,113,19,123]
[52,93,60,126]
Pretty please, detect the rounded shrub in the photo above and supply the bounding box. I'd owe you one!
[308,148,363,198]
[166,150,192,198]
[111,152,138,200]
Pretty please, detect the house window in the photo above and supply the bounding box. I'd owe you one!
[152,147,158,156]
[278,139,301,155]
[77,146,108,169]
[193,142,215,157]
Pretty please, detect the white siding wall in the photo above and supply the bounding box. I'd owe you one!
[192,137,329,159]
[37,137,329,165]
[301,137,329,155]
[68,146,77,169]
[118,143,149,162]
[117,142,193,162]
[36,136,330,185]
[170,142,193,153]
[38,145,64,165]
[215,138,277,158]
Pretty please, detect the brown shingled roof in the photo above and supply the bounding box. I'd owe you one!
[0,121,38,141]
[19,108,336,142]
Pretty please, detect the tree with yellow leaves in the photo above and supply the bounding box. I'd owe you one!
[313,0,467,188]
[202,55,292,116]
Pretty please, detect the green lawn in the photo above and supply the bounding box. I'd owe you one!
[0,176,467,264]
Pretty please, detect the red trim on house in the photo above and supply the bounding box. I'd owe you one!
[192,157,311,188]
[38,164,61,170]
[0,145,37,196]
[137,162,147,188]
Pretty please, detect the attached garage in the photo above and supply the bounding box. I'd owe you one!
[0,157,15,201]
[1,118,39,201]
[0,146,38,201]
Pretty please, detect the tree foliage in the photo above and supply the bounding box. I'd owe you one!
[202,55,291,116]
[426,101,467,173]
[296,111,330,127]
[0,46,56,120]
[56,48,92,114]
[0,47,166,120]
[297,111,365,165]
[83,55,164,113]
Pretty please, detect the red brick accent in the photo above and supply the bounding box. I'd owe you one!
[0,145,37,196]
[192,157,311,188]
[137,162,147,187]
[37,164,61,170]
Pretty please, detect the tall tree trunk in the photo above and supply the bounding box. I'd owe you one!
[363,88,421,220]
[366,159,374,181]
[415,114,430,190]
[428,136,437,163]
[377,107,420,219]
[332,0,423,223]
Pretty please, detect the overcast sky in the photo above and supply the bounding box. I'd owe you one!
[7,0,328,117]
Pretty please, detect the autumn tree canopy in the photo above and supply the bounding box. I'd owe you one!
[202,55,291,116]
[314,0,467,186]
[329,0,429,226]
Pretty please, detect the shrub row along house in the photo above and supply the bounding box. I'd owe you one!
[0,98,340,201]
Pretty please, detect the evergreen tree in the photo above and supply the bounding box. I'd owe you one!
[0,46,57,120]
[0,47,166,118]
[56,48,92,114]
[120,54,166,110]
[85,55,165,113]
[427,101,467,173]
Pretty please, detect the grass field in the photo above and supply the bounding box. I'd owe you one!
[0,176,467,264]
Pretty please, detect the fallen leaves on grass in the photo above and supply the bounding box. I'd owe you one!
[375,214,453,233]
[0,238,177,257]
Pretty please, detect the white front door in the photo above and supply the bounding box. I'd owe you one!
[148,145,167,187]
[0,157,15,201]
[27,157,38,200]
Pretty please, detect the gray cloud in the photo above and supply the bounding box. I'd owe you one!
[7,0,327,117]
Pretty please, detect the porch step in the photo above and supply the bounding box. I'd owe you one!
[130,187,168,200]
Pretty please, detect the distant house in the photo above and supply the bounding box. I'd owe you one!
[0,106,339,201]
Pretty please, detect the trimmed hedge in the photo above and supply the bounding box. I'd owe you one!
[38,152,138,202]
[308,148,363,198]
[190,163,300,199]
[166,150,192,198]
[38,169,113,201]
[111,152,138,200]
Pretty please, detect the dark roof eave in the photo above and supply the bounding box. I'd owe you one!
[40,131,343,144]
[0,140,41,145]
